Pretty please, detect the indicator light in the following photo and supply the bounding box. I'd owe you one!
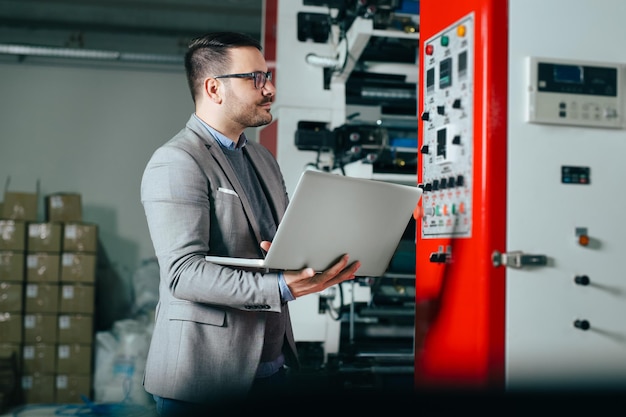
[575,227,589,247]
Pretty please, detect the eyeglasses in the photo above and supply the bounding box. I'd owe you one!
[214,71,272,89]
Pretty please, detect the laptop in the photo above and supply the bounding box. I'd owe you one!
[205,169,422,277]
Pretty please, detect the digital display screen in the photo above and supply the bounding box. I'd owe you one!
[553,64,583,84]
[437,127,447,159]
[537,62,617,96]
[458,51,468,78]
[426,68,435,94]
[439,58,452,89]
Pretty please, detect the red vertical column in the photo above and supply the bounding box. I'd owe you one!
[415,0,509,390]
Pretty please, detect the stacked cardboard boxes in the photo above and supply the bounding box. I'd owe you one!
[0,219,27,408]
[0,189,97,405]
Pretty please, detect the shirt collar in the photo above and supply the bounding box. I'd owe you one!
[193,113,247,150]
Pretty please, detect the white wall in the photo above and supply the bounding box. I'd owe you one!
[0,57,193,328]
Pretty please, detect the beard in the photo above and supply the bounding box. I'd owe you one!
[224,94,273,128]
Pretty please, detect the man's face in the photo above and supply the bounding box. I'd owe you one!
[220,46,275,129]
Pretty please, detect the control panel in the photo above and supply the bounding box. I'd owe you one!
[420,13,475,238]
[527,57,625,129]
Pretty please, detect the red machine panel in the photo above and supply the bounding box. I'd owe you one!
[415,0,508,389]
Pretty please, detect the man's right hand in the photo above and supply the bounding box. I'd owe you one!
[282,255,360,299]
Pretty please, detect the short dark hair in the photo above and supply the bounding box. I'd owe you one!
[184,32,263,103]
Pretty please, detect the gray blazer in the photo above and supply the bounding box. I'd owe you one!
[140,115,298,404]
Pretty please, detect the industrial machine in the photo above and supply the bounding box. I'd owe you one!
[416,0,626,391]
[260,0,419,389]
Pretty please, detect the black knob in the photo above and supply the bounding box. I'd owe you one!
[437,105,445,115]
[452,98,462,109]
[421,111,430,121]
[420,145,429,154]
[574,319,590,330]
[574,275,590,286]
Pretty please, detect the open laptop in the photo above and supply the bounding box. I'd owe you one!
[205,169,422,277]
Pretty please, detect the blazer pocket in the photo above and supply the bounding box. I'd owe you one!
[168,301,226,327]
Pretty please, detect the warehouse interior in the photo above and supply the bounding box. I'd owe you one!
[1,0,626,415]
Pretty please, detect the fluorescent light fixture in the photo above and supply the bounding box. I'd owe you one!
[0,44,183,65]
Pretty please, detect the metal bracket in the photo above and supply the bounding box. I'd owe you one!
[492,250,548,269]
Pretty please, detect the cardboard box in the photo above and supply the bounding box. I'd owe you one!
[56,344,92,375]
[0,313,22,343]
[55,374,92,403]
[0,220,26,251]
[60,253,96,284]
[23,313,57,344]
[1,192,37,222]
[0,252,25,282]
[57,314,93,344]
[26,253,60,283]
[59,284,94,314]
[21,374,55,404]
[45,193,82,223]
[62,223,97,253]
[0,348,20,411]
[0,343,21,365]
[27,223,62,253]
[0,282,23,312]
[21,344,56,374]
[24,283,59,314]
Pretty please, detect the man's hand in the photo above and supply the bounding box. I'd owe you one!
[260,241,360,299]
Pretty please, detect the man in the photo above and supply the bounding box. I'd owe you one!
[140,32,361,415]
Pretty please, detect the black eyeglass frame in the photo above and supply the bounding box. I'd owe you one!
[213,71,272,89]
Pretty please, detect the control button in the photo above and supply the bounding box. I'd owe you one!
[421,111,430,121]
[452,99,462,109]
[432,179,439,191]
[440,178,447,189]
[424,183,432,192]
[448,176,455,187]
[574,319,590,331]
[575,227,589,246]
[574,275,590,286]
[456,175,465,186]
[425,44,434,55]
[437,105,445,115]
[452,135,461,145]
[420,145,429,154]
